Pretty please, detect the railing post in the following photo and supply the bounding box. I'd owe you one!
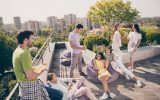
[48,41,50,52]
[41,53,44,64]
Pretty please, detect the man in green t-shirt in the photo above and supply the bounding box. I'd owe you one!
[12,30,50,99]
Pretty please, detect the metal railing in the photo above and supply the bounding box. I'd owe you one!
[6,34,53,100]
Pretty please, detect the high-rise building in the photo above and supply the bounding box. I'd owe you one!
[57,18,65,32]
[47,16,57,31]
[4,24,14,33]
[13,16,21,31]
[64,14,76,28]
[24,21,39,35]
[0,17,4,31]
[76,17,91,29]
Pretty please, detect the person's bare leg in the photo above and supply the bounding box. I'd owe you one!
[100,76,110,93]
[130,56,134,69]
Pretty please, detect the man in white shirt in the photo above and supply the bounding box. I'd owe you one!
[69,24,87,77]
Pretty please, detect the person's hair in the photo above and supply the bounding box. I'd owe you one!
[47,73,54,81]
[17,30,34,44]
[95,52,105,60]
[133,24,141,33]
[114,23,120,31]
[106,46,112,53]
[76,24,83,29]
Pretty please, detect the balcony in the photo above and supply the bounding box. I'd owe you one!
[6,35,160,100]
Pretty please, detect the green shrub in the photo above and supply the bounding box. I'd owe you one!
[83,34,109,50]
[29,47,38,57]
[119,28,131,48]
[33,36,46,49]
[0,32,17,74]
[141,26,160,45]
[93,45,106,53]
[80,37,85,45]
[9,80,17,92]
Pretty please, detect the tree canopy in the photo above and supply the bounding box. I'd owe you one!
[87,0,139,26]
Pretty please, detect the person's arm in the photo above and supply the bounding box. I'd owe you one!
[21,52,46,81]
[69,40,86,50]
[33,64,47,76]
[25,65,46,81]
[133,39,141,52]
[104,60,109,69]
[92,59,99,70]
[69,34,86,50]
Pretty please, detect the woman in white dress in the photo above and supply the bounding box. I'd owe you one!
[128,24,142,70]
[112,23,142,87]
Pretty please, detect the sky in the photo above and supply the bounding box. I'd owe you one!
[0,0,160,24]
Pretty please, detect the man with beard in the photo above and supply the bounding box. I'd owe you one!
[12,30,50,100]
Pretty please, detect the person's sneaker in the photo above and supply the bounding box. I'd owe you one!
[99,93,109,100]
[136,80,142,87]
[125,74,130,80]
[109,92,116,99]
[80,72,87,76]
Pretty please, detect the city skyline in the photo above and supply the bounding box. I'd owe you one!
[0,0,160,24]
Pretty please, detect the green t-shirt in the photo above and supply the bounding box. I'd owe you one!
[12,46,35,82]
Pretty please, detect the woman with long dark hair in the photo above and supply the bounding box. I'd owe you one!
[128,24,142,70]
[112,23,142,87]
[93,52,116,99]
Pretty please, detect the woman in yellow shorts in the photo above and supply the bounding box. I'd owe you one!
[93,52,116,99]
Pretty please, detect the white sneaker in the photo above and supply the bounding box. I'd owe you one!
[125,74,130,80]
[99,93,109,100]
[136,80,142,87]
[109,92,116,99]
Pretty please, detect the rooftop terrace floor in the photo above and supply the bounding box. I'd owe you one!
[51,48,160,100]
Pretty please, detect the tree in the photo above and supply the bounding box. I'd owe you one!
[0,32,16,74]
[87,0,139,41]
[67,24,75,32]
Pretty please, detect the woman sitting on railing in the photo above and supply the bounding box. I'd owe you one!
[46,73,98,100]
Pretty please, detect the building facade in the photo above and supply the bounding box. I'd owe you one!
[13,16,21,31]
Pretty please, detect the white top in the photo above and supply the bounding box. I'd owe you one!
[112,31,122,50]
[49,78,76,100]
[128,32,142,52]
[69,32,81,54]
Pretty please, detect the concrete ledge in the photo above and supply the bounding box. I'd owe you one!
[122,45,160,63]
[82,45,160,64]
[38,42,56,82]
[65,42,160,64]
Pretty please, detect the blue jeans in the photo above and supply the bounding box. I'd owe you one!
[45,86,63,100]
